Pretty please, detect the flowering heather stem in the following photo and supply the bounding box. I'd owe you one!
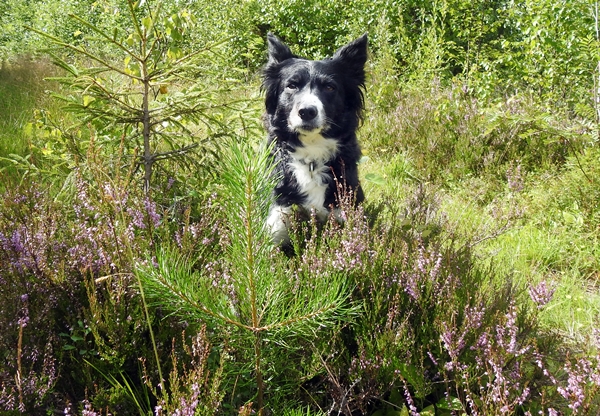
[16,319,24,411]
[135,272,165,395]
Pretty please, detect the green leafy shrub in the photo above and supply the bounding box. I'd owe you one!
[544,148,600,229]
[363,82,592,185]
[27,0,257,194]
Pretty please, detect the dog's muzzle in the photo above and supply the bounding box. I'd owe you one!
[290,91,325,132]
[298,105,318,121]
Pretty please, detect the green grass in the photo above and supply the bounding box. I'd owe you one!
[1,55,599,414]
[357,77,600,352]
[364,145,600,348]
[0,59,45,144]
[443,171,597,342]
[0,58,58,182]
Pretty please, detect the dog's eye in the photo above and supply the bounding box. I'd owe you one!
[324,84,336,92]
[286,82,298,90]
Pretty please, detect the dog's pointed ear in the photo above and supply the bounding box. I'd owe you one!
[267,33,295,65]
[332,33,368,70]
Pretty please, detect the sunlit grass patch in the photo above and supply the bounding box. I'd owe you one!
[0,59,40,161]
[0,58,61,183]
[435,161,600,349]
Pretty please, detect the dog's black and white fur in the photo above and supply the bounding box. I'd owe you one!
[262,33,368,244]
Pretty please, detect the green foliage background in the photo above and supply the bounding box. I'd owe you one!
[1,0,600,415]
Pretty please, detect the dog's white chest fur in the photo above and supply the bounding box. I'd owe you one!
[289,132,338,219]
[267,133,339,245]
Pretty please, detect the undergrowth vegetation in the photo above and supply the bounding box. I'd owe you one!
[1,0,599,415]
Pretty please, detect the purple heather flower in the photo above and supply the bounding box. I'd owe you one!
[144,197,161,228]
[528,280,555,308]
[556,358,599,412]
[403,270,419,301]
[172,383,200,416]
[128,207,146,229]
[402,380,419,416]
[507,162,524,192]
[441,327,463,360]
[81,399,101,416]
[427,351,438,366]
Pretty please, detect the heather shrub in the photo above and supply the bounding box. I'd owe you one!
[2,168,598,415]
[362,83,587,185]
[481,96,587,174]
[287,184,600,415]
[61,325,224,416]
[363,81,485,183]
[153,325,225,416]
[0,169,226,413]
[0,184,71,412]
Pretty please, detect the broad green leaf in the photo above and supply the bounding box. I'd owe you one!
[437,396,464,411]
[141,16,152,31]
[167,47,182,60]
[420,405,435,416]
[83,95,95,107]
[364,172,386,185]
[396,362,428,399]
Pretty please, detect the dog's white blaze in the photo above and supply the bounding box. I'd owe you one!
[288,90,326,131]
[290,134,339,221]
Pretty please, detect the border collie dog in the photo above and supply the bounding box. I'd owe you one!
[262,33,368,245]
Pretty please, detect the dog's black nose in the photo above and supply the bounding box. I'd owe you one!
[298,106,318,121]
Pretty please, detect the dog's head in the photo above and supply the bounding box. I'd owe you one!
[262,34,368,140]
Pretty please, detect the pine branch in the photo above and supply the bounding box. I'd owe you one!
[27,26,144,81]
[137,141,357,412]
[67,13,143,62]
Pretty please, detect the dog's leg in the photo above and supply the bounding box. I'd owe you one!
[267,204,292,245]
